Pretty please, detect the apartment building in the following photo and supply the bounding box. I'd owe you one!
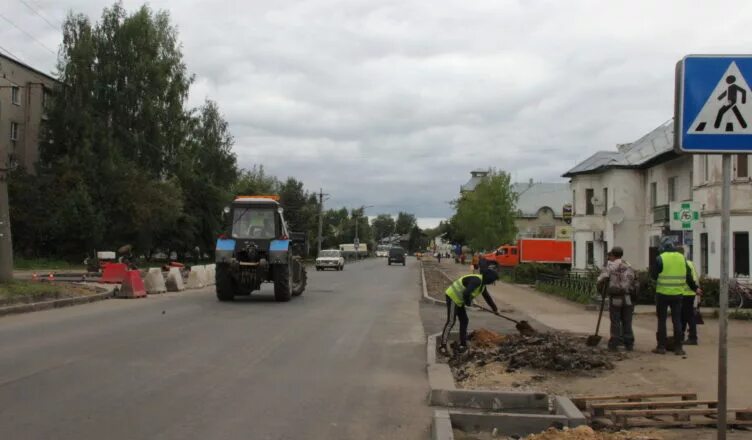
[0,53,58,172]
[564,119,751,279]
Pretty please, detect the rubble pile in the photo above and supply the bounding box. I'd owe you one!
[523,426,662,440]
[449,331,622,382]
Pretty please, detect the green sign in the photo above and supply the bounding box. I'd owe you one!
[671,202,700,230]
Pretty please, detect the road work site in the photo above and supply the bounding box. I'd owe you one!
[421,257,752,440]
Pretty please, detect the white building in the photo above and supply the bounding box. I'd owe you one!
[564,119,751,279]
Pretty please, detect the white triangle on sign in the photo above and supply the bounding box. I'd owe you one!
[688,62,752,134]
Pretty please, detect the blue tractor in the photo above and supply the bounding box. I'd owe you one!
[215,195,307,302]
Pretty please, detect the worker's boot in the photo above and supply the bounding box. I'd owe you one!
[651,346,666,354]
[456,345,468,354]
[438,345,449,356]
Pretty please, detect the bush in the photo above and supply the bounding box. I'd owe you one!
[633,270,656,305]
[700,277,720,307]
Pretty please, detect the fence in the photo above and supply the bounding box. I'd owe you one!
[534,272,598,304]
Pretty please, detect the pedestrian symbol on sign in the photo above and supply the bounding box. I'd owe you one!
[689,62,752,134]
[671,202,700,230]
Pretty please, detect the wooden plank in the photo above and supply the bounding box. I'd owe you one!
[610,408,748,417]
[591,400,716,417]
[617,419,752,428]
[571,392,697,409]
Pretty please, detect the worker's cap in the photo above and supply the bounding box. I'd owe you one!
[481,269,498,284]
[659,237,675,253]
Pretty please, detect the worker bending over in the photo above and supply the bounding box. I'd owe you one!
[440,269,499,354]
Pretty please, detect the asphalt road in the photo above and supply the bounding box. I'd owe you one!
[0,258,430,439]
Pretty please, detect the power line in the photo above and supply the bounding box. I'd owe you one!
[17,0,61,32]
[0,12,57,55]
[0,44,29,64]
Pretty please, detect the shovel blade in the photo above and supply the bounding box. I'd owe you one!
[516,321,536,336]
[586,335,602,347]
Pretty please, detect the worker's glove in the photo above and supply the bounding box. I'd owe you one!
[464,296,473,307]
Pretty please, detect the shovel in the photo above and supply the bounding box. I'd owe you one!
[473,304,537,336]
[586,286,607,347]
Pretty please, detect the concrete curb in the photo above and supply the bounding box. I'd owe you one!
[0,289,115,317]
[426,332,587,439]
[421,262,445,306]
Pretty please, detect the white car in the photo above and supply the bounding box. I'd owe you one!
[316,249,345,271]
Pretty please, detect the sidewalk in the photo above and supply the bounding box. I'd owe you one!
[436,259,752,408]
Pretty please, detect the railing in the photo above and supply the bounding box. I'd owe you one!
[653,204,670,223]
[535,272,598,304]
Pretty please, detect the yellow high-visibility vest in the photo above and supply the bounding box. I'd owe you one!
[445,274,484,306]
[683,260,699,296]
[657,251,688,296]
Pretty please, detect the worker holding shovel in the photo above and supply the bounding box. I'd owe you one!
[439,269,499,354]
[595,247,637,352]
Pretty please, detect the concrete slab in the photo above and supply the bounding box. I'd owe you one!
[186,266,207,289]
[205,264,216,286]
[144,269,167,295]
[432,410,453,440]
[165,267,185,292]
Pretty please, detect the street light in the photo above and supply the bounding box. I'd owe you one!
[354,205,374,261]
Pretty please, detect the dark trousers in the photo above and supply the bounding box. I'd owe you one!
[441,296,469,346]
[656,294,683,349]
[681,295,698,342]
[609,303,635,348]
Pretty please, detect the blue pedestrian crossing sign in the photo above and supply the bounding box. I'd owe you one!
[675,55,752,153]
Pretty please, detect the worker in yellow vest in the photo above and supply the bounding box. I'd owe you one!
[676,245,701,345]
[650,239,701,355]
[440,269,499,354]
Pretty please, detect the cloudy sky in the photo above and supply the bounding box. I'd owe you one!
[3,0,752,227]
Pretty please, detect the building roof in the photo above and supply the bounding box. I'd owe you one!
[562,119,675,177]
[0,53,59,84]
[512,181,571,216]
[460,170,489,192]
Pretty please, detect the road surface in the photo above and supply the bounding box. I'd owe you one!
[0,258,430,439]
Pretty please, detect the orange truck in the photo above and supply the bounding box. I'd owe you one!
[482,238,572,268]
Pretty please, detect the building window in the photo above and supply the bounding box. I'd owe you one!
[737,154,749,179]
[11,85,20,105]
[668,177,677,202]
[586,241,594,266]
[650,182,657,207]
[734,232,750,276]
[10,122,19,141]
[585,188,594,215]
[602,188,608,215]
[700,233,708,275]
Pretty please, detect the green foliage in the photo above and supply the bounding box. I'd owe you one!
[450,170,517,250]
[395,212,417,235]
[536,282,593,305]
[13,258,86,270]
[371,214,396,240]
[512,263,566,284]
[0,281,92,303]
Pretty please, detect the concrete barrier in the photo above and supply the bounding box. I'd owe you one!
[144,268,167,294]
[186,265,207,289]
[166,267,185,292]
[117,270,147,298]
[100,263,128,284]
[205,264,216,286]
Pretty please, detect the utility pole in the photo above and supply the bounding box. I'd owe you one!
[0,148,13,283]
[317,188,328,254]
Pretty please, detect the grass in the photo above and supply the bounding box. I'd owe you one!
[13,257,86,271]
[712,309,752,321]
[0,280,94,304]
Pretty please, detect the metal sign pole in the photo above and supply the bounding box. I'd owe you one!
[718,153,731,440]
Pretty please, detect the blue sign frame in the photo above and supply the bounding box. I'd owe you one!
[675,55,752,153]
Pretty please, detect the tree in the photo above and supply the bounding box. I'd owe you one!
[451,169,517,251]
[395,212,417,235]
[371,214,396,241]
[233,165,278,196]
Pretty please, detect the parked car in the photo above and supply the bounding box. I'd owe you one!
[316,249,345,271]
[388,247,406,266]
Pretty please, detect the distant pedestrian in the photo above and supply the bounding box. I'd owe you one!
[597,247,636,352]
[440,269,499,354]
[437,252,442,263]
[471,253,480,273]
[676,245,700,345]
[651,239,702,355]
[460,253,466,265]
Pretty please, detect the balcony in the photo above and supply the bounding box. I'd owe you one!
[653,204,669,223]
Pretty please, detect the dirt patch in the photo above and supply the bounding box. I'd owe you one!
[446,329,625,390]
[423,261,454,301]
[524,426,663,440]
[0,282,101,307]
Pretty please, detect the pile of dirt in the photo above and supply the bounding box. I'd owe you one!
[524,426,662,440]
[449,331,623,383]
[469,328,507,348]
